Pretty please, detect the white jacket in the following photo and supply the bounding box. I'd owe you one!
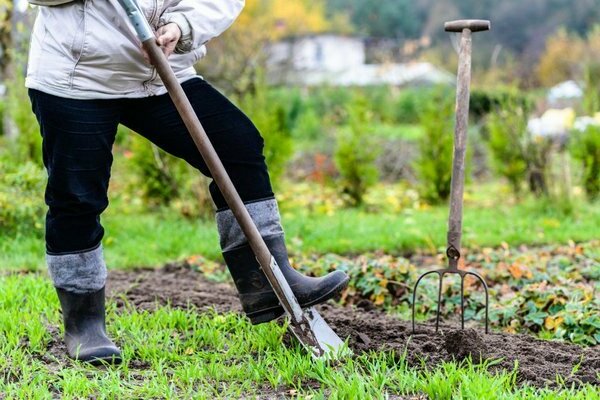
[25,0,245,99]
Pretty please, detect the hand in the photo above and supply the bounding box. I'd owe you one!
[141,23,182,63]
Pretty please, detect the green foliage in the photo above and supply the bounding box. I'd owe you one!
[480,241,600,345]
[334,96,380,206]
[291,106,322,142]
[0,153,45,236]
[391,88,433,124]
[326,0,424,39]
[570,124,600,200]
[237,71,293,188]
[126,132,214,219]
[414,89,454,204]
[0,71,42,165]
[582,63,600,115]
[295,240,600,345]
[470,88,533,121]
[486,100,553,198]
[4,274,599,398]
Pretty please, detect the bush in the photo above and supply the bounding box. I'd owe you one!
[570,124,600,200]
[126,133,214,219]
[470,87,533,121]
[414,89,455,204]
[582,63,600,115]
[334,96,380,207]
[237,71,293,188]
[0,71,43,166]
[486,100,553,198]
[0,154,46,236]
[392,88,432,124]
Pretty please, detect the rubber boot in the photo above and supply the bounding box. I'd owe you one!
[56,287,122,365]
[223,236,349,324]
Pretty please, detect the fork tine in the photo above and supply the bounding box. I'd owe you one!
[412,270,440,333]
[435,272,444,332]
[466,271,490,334]
[460,274,465,330]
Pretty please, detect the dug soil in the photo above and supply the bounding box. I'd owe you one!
[103,264,600,389]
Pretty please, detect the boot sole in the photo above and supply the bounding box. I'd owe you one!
[247,275,350,325]
[85,354,123,366]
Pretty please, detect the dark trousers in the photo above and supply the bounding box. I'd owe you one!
[29,78,273,255]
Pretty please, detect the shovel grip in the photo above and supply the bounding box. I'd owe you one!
[445,20,491,33]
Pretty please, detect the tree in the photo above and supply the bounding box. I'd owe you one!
[0,0,18,139]
[327,0,423,39]
[198,0,331,95]
[536,29,585,86]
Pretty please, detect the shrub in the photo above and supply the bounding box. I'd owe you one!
[470,87,533,121]
[393,88,431,124]
[126,133,214,219]
[237,71,293,188]
[414,89,455,204]
[291,106,322,142]
[0,70,43,166]
[0,154,46,236]
[570,124,600,200]
[334,96,380,207]
[486,100,553,198]
[582,63,600,116]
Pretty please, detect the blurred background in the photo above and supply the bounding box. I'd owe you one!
[0,0,599,342]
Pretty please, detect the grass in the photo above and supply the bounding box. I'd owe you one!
[2,183,599,271]
[2,273,599,399]
[371,123,425,141]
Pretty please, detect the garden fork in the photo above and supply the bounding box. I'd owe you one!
[412,20,491,334]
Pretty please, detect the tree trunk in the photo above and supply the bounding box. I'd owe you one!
[0,3,18,140]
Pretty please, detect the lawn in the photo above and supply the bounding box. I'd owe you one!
[3,182,599,271]
[2,273,599,399]
[1,180,599,398]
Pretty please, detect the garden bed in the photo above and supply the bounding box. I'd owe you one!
[87,264,600,389]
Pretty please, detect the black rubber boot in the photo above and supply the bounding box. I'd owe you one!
[223,236,349,324]
[56,287,122,365]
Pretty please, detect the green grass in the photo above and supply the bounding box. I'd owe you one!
[371,123,425,141]
[2,273,599,399]
[284,198,600,256]
[2,191,599,271]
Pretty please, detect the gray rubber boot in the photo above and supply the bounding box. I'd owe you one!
[217,199,349,324]
[56,287,122,365]
[223,236,349,324]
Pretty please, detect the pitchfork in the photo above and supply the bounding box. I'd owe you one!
[412,20,491,334]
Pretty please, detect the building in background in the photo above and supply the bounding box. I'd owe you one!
[266,34,453,87]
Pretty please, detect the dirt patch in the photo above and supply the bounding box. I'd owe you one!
[101,264,600,389]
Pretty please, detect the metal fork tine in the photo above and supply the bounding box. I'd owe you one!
[466,271,490,334]
[412,270,440,333]
[435,272,444,332]
[460,274,465,330]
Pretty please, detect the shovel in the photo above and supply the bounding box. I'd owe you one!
[117,0,346,357]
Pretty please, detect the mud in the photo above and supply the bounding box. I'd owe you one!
[101,264,600,389]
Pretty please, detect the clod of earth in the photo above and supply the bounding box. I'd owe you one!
[42,264,599,389]
[443,329,487,362]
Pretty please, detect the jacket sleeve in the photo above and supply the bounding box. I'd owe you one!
[159,0,245,54]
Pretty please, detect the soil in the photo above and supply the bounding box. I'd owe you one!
[100,264,600,389]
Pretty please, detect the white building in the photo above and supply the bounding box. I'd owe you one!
[266,34,453,87]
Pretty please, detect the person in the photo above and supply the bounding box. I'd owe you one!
[26,0,349,365]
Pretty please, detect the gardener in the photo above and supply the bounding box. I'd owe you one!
[26,0,349,365]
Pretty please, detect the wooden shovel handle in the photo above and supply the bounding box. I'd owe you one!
[141,39,305,323]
